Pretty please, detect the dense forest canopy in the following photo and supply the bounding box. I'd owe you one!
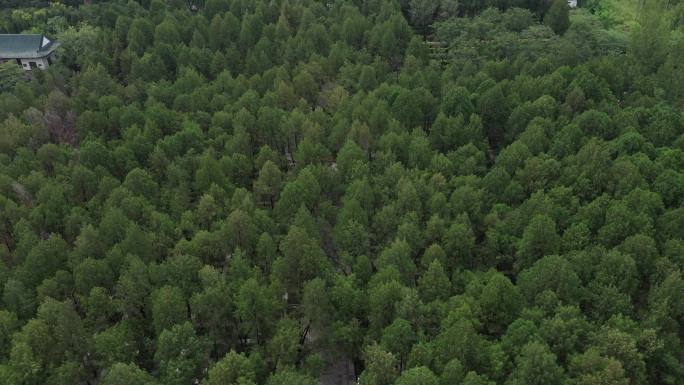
[0,0,684,384]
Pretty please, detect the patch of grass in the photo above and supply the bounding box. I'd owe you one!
[583,0,641,31]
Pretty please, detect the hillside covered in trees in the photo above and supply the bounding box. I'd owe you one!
[1,0,684,384]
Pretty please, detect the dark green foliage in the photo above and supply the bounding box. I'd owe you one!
[0,63,23,92]
[155,322,206,385]
[545,0,570,35]
[0,1,682,385]
[507,342,566,385]
[206,350,256,385]
[99,363,156,385]
[517,214,561,270]
[396,366,438,385]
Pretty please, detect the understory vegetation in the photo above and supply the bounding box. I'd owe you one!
[0,0,684,384]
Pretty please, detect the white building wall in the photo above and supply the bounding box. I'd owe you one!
[18,57,50,71]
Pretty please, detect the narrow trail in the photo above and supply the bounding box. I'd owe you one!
[318,354,356,385]
[306,327,356,385]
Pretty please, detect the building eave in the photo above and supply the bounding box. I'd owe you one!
[0,34,59,60]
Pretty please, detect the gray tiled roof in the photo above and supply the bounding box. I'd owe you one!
[0,34,59,59]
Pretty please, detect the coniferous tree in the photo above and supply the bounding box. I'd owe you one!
[544,0,570,35]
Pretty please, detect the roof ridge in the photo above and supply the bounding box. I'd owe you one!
[0,34,59,59]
